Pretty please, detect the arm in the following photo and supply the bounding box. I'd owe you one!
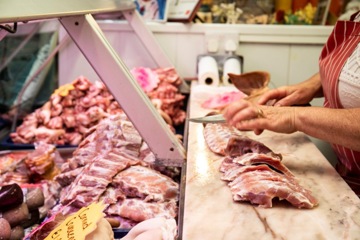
[223,101,360,152]
[257,73,323,106]
[295,107,360,151]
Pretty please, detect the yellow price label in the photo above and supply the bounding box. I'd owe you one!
[45,202,106,240]
[53,83,75,97]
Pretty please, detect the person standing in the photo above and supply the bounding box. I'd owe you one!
[223,11,360,196]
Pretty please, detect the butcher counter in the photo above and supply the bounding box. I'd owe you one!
[181,83,360,240]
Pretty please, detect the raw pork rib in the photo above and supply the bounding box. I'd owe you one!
[226,163,317,208]
[203,123,239,156]
[232,153,294,177]
[54,113,180,227]
[202,123,318,208]
[112,165,179,202]
[225,135,282,160]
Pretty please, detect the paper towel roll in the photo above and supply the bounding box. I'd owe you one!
[222,57,241,86]
[197,56,220,86]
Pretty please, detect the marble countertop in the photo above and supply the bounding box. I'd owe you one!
[182,83,360,240]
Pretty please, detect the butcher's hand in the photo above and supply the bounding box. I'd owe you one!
[223,99,298,135]
[258,73,323,107]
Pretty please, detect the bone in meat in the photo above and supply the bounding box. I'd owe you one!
[227,165,318,208]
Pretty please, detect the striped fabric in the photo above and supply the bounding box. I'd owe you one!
[319,11,360,191]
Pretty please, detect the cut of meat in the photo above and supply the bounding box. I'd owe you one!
[60,151,141,207]
[130,67,160,93]
[201,91,247,110]
[106,199,178,222]
[225,135,282,159]
[203,124,240,156]
[221,162,272,182]
[226,165,318,208]
[232,153,294,177]
[112,165,179,202]
[55,166,84,187]
[99,186,126,205]
[10,72,186,145]
[204,122,318,209]
[52,113,181,228]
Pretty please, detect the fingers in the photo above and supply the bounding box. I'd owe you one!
[257,89,287,105]
[234,117,267,130]
[223,100,259,126]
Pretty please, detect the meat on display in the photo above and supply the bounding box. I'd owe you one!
[203,123,318,209]
[54,113,180,228]
[10,67,186,146]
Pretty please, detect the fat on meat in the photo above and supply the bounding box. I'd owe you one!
[112,165,179,202]
[225,135,282,159]
[227,165,318,208]
[201,91,247,110]
[59,151,141,207]
[105,198,178,223]
[232,153,294,177]
[202,122,317,209]
[54,113,181,227]
[218,152,317,208]
[10,71,186,145]
[203,123,240,156]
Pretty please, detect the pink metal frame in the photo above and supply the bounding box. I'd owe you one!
[0,1,186,166]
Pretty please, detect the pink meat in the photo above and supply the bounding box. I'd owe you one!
[112,165,179,202]
[203,124,239,156]
[225,135,282,159]
[227,165,318,208]
[131,67,160,93]
[105,198,177,222]
[232,153,293,177]
[201,91,247,109]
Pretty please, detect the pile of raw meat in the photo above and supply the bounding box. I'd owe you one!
[11,67,186,145]
[53,113,180,228]
[203,123,318,208]
[131,67,186,126]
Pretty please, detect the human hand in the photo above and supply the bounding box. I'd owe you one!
[257,85,314,107]
[223,99,298,135]
[258,73,322,106]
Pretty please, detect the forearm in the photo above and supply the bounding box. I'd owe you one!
[298,73,324,98]
[295,107,360,151]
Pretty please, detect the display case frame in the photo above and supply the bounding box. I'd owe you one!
[0,0,187,166]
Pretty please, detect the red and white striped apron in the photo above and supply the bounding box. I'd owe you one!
[319,11,360,195]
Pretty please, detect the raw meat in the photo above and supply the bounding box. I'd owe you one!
[54,113,180,228]
[225,164,318,208]
[201,91,247,109]
[10,69,186,145]
[225,135,282,160]
[203,123,240,156]
[202,121,318,208]
[106,199,177,222]
[112,165,179,202]
[131,67,159,93]
[231,153,293,177]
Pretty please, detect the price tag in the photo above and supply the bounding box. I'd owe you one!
[45,202,106,240]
